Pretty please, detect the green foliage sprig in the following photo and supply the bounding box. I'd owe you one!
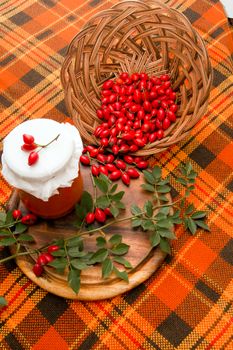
[0,163,210,304]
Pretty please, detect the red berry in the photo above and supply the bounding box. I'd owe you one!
[28,151,39,166]
[97,109,104,119]
[86,212,95,224]
[109,170,122,181]
[104,208,113,217]
[89,148,99,158]
[23,134,34,144]
[95,208,106,223]
[127,167,140,179]
[47,245,60,253]
[157,129,164,139]
[167,110,177,122]
[134,138,146,148]
[143,101,152,112]
[105,163,117,172]
[21,213,37,225]
[169,104,178,113]
[129,144,138,152]
[94,125,103,137]
[163,118,171,130]
[121,173,130,186]
[115,160,126,170]
[136,160,149,169]
[21,143,37,151]
[99,165,108,176]
[37,253,51,265]
[149,132,157,143]
[91,165,99,176]
[169,91,176,100]
[96,154,106,163]
[112,145,119,155]
[100,138,109,147]
[157,108,165,121]
[99,129,110,139]
[105,154,115,163]
[123,155,134,164]
[102,89,112,97]
[120,72,129,80]
[80,154,90,165]
[119,144,129,153]
[102,80,114,89]
[33,263,43,277]
[131,73,140,81]
[12,209,22,220]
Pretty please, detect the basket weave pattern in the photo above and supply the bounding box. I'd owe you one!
[61,0,212,156]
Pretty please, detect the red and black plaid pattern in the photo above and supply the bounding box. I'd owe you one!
[0,1,233,349]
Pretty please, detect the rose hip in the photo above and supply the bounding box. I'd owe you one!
[115,159,126,170]
[109,170,122,181]
[28,151,39,166]
[47,245,60,253]
[95,208,106,223]
[12,209,22,220]
[21,213,37,225]
[33,263,43,277]
[136,160,149,169]
[121,173,130,186]
[91,165,99,176]
[23,134,34,144]
[86,212,95,224]
[127,168,140,178]
[80,155,90,165]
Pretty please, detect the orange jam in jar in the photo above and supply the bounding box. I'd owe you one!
[2,118,83,219]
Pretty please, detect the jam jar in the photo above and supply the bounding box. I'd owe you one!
[2,118,83,219]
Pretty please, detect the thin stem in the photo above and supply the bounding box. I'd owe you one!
[0,251,32,264]
[37,134,60,151]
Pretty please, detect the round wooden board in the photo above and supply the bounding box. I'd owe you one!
[8,166,169,300]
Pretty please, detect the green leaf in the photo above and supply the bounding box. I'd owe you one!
[144,200,153,217]
[158,229,176,239]
[14,223,27,234]
[68,247,86,258]
[191,211,207,219]
[75,204,86,220]
[185,203,194,215]
[114,201,125,209]
[141,219,154,231]
[96,236,106,248]
[176,177,187,186]
[71,259,88,270]
[111,191,125,201]
[109,234,122,246]
[186,217,197,235]
[66,236,83,248]
[0,236,17,246]
[0,212,6,223]
[0,230,11,236]
[143,170,156,184]
[131,204,142,216]
[195,220,210,231]
[0,296,7,307]
[90,248,108,263]
[152,166,161,179]
[159,237,171,254]
[51,249,66,257]
[113,267,129,282]
[18,234,34,242]
[186,162,193,175]
[80,191,93,213]
[48,258,67,271]
[94,177,108,193]
[158,178,170,186]
[159,206,170,215]
[111,243,129,256]
[188,170,197,179]
[68,268,80,294]
[185,189,190,197]
[110,183,118,193]
[157,185,171,193]
[96,195,110,209]
[150,231,161,247]
[110,206,119,218]
[141,183,155,192]
[102,258,113,279]
[113,256,132,268]
[158,195,169,202]
[99,173,112,184]
[131,218,142,228]
[5,211,14,225]
[157,219,173,229]
[188,185,195,191]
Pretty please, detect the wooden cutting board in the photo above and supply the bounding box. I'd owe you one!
[8,165,168,300]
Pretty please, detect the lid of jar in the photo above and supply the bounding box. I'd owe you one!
[2,119,83,200]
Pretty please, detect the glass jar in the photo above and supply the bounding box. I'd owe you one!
[2,118,83,219]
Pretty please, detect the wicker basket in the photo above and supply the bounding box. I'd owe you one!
[61,0,212,156]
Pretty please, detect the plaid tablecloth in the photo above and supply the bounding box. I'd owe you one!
[1,1,233,349]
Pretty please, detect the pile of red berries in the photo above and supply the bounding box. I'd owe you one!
[94,72,178,153]
[85,207,113,225]
[80,145,148,186]
[32,245,59,277]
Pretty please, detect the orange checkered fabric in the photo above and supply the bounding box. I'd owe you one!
[0,1,233,349]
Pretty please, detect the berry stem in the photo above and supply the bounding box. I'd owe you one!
[37,133,60,152]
